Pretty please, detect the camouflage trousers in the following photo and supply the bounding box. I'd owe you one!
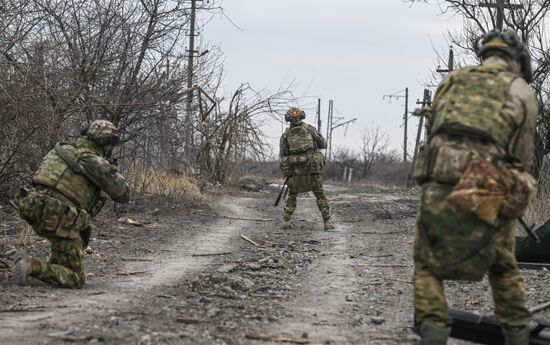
[284,174,330,221]
[30,231,86,289]
[414,215,531,329]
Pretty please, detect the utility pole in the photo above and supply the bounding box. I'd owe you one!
[317,98,322,134]
[412,89,432,165]
[326,100,333,160]
[404,88,408,163]
[184,0,202,158]
[383,88,409,162]
[329,116,357,161]
[479,0,523,30]
[436,46,454,73]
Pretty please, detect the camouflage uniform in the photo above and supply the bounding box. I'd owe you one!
[279,108,331,224]
[12,120,130,288]
[412,31,538,343]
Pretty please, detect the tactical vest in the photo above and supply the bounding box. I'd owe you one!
[32,140,102,212]
[431,65,518,149]
[286,124,315,154]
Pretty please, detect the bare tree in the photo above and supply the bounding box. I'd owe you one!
[359,126,389,178]
[0,0,225,198]
[406,0,550,177]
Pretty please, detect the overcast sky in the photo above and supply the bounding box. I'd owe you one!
[202,0,463,159]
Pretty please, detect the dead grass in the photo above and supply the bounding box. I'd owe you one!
[125,168,204,203]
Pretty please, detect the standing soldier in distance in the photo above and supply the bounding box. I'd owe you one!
[11,119,130,288]
[279,107,334,230]
[412,30,538,345]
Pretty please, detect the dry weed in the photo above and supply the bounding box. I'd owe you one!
[16,224,34,249]
[125,168,204,202]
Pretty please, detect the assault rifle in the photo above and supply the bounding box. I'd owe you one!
[274,177,289,207]
[449,309,550,344]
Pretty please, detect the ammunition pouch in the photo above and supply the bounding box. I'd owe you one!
[309,151,325,174]
[14,187,90,239]
[288,154,309,166]
[413,145,431,185]
[500,168,536,220]
[283,151,325,177]
[413,144,472,186]
[280,156,292,177]
[286,153,310,177]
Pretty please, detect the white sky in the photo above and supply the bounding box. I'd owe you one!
[202,0,463,159]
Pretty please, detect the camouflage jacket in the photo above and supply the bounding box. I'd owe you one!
[32,138,130,212]
[279,122,327,158]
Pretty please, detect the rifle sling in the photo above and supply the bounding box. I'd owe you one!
[54,143,103,191]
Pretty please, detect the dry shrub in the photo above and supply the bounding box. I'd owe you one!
[526,171,550,226]
[125,168,204,203]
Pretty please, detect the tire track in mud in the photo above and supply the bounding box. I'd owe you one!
[0,199,251,345]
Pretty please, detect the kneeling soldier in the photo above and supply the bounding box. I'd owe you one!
[11,119,130,288]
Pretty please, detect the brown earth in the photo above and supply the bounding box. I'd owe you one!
[0,184,549,345]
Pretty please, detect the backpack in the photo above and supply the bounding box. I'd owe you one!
[286,124,315,154]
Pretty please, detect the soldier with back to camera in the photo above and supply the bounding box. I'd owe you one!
[11,119,130,288]
[279,107,334,230]
[412,30,538,345]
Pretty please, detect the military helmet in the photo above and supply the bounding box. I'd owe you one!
[285,107,306,122]
[82,119,120,147]
[477,29,533,83]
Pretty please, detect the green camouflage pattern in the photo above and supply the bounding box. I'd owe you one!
[16,188,89,239]
[416,183,498,281]
[414,209,531,328]
[286,123,315,154]
[280,122,330,221]
[86,119,120,148]
[13,135,129,289]
[283,174,330,221]
[280,122,327,177]
[431,65,517,149]
[32,138,130,211]
[414,55,536,338]
[30,237,86,289]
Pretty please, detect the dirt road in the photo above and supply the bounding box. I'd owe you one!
[1,185,549,345]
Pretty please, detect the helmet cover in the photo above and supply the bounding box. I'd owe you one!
[84,119,120,147]
[477,29,533,82]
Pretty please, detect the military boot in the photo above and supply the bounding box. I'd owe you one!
[502,326,530,345]
[419,321,450,345]
[323,219,335,230]
[10,252,33,286]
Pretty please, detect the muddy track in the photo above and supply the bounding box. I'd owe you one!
[1,185,549,345]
